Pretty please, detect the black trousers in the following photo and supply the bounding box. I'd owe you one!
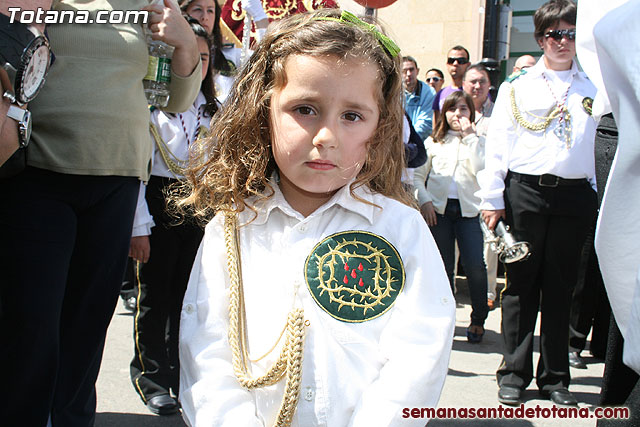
[497,173,597,392]
[0,167,138,427]
[130,176,204,402]
[568,222,610,358]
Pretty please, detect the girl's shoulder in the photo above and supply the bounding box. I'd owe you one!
[366,190,422,224]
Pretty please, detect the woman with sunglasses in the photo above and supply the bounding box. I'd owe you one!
[425,68,445,93]
[477,0,597,408]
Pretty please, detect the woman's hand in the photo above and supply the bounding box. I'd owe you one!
[142,0,199,77]
[129,236,151,263]
[143,0,193,49]
[459,116,476,138]
[420,202,438,227]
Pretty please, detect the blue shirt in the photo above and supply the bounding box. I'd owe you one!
[404,80,436,140]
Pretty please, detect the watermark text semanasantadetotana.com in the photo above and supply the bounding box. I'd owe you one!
[7,7,148,25]
[402,405,630,420]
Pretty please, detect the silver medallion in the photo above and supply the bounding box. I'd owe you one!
[554,122,566,140]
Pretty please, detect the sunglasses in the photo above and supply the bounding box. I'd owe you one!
[426,77,442,83]
[545,28,576,41]
[447,57,469,65]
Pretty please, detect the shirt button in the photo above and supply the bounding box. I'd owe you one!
[298,224,307,232]
[441,297,449,305]
[184,304,195,314]
[304,386,314,401]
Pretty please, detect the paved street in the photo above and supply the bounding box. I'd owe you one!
[95,278,604,426]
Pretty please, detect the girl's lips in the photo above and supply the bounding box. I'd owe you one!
[306,160,336,170]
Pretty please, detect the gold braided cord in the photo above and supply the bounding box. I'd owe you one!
[509,86,571,132]
[150,123,186,177]
[149,123,209,178]
[224,213,306,426]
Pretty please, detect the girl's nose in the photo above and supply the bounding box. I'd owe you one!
[312,123,338,149]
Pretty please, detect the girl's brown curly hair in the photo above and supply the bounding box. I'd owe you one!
[176,8,412,222]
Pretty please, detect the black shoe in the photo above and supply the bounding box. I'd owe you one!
[466,325,485,344]
[146,394,179,415]
[498,385,522,406]
[569,351,587,369]
[540,388,578,406]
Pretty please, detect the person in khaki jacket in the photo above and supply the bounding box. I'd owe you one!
[414,90,488,344]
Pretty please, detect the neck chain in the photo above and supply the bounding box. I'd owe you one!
[178,106,202,145]
[509,73,574,149]
[542,71,573,148]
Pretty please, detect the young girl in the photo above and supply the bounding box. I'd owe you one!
[128,20,218,415]
[413,91,488,343]
[177,9,455,426]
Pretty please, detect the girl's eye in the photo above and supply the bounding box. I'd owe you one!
[295,106,315,116]
[343,112,362,122]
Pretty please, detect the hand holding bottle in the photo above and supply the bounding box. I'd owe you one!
[142,0,198,78]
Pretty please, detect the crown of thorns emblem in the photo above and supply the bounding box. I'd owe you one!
[304,231,405,322]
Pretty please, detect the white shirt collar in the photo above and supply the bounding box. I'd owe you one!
[245,173,377,226]
[526,56,580,79]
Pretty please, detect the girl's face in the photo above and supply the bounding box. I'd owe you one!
[270,54,381,216]
[539,19,576,71]
[445,98,471,131]
[196,36,210,81]
[186,0,216,34]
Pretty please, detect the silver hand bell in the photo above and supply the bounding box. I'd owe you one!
[480,218,531,263]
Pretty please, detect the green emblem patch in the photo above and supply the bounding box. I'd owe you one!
[304,231,405,323]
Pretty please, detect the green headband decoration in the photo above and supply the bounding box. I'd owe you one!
[315,10,401,58]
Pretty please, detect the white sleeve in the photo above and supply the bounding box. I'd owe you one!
[243,0,268,21]
[476,82,514,210]
[412,139,434,206]
[348,212,456,426]
[131,180,154,237]
[179,217,263,427]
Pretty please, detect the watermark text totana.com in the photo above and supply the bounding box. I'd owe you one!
[7,7,148,25]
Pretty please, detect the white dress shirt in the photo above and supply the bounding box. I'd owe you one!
[131,92,211,237]
[413,131,485,217]
[476,58,598,210]
[179,180,456,426]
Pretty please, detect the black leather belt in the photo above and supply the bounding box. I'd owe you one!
[509,171,589,188]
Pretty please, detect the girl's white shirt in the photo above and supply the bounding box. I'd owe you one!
[413,131,485,217]
[178,179,456,426]
[131,92,210,237]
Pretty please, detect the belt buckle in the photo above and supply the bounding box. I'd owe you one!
[538,174,559,187]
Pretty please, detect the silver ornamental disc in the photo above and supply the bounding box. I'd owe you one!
[554,123,566,140]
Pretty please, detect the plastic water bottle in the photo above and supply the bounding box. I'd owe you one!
[143,0,174,107]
